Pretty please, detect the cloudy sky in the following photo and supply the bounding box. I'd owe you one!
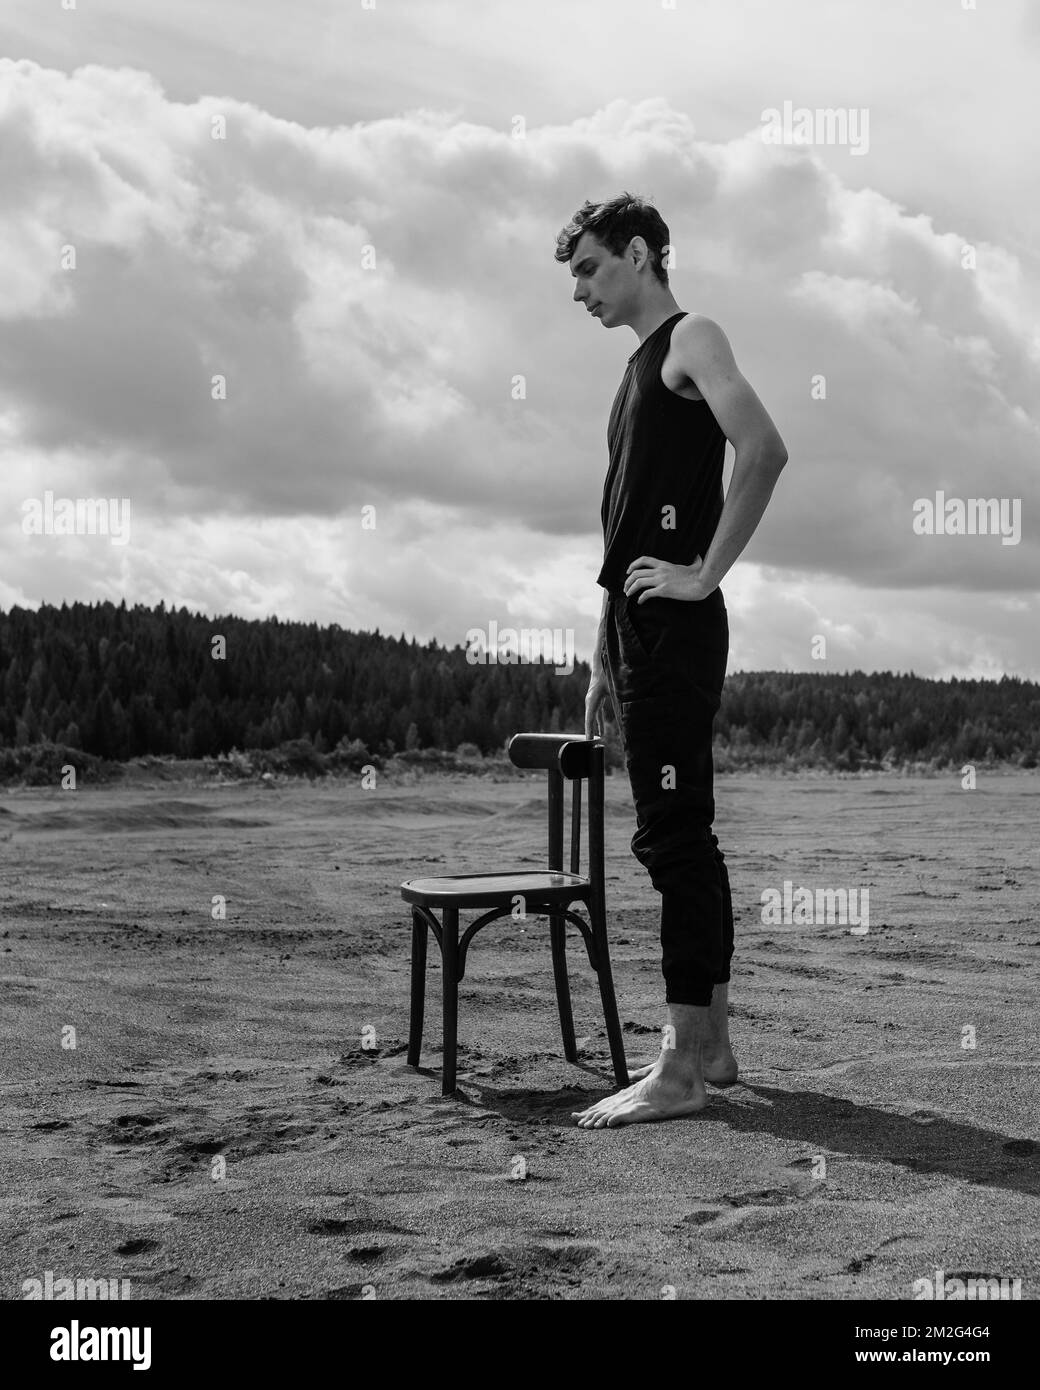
[1,0,1037,678]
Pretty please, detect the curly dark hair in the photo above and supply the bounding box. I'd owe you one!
[554,191,670,287]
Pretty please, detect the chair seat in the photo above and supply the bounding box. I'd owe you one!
[401,869,589,908]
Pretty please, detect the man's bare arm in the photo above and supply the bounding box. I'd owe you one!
[592,586,609,672]
[671,314,788,593]
[584,586,613,738]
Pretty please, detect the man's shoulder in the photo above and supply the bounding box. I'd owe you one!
[671,313,736,373]
[673,312,729,348]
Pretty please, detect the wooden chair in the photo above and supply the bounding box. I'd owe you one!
[400,732,629,1094]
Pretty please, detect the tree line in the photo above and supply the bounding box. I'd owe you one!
[1,599,1037,772]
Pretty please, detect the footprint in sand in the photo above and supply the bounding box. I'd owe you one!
[307,1217,417,1237]
[345,1246,388,1264]
[429,1244,596,1286]
[116,1237,161,1256]
[722,1187,803,1208]
[1002,1138,1037,1156]
[176,1138,226,1156]
[430,1252,514,1283]
[682,1160,816,1225]
[683,1210,722,1226]
[101,1115,170,1145]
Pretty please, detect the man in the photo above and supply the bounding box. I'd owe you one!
[554,192,788,1128]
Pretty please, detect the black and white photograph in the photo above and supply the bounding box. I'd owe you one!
[1,0,1037,1348]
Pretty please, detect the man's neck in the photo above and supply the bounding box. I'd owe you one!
[630,297,683,346]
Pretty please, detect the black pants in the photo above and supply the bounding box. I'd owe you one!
[601,586,733,1007]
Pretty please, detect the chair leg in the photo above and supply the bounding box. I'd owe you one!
[549,913,578,1063]
[407,907,428,1067]
[441,906,459,1095]
[591,909,629,1088]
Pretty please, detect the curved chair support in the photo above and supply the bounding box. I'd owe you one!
[551,909,599,973]
[456,906,508,980]
[452,902,598,980]
[410,903,442,951]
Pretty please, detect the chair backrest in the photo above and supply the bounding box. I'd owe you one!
[506,733,605,892]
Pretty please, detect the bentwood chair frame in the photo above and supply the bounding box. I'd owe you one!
[400,732,629,1094]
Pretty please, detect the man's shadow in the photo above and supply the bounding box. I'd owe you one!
[468,1075,1040,1198]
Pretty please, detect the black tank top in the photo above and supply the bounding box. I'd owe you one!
[596,311,726,592]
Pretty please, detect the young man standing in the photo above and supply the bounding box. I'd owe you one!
[555,192,788,1128]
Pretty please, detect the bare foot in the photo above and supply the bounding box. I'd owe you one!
[571,1057,708,1128]
[627,1044,738,1087]
[626,983,739,1085]
[705,1044,739,1086]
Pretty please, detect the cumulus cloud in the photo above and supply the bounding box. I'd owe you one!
[0,59,1037,675]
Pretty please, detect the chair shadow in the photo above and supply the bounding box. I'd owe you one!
[412,1057,609,1105]
[466,1074,1040,1199]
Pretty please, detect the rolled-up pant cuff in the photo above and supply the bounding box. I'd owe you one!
[665,971,731,1007]
[665,981,714,1007]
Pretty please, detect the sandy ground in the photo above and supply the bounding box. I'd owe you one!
[1,768,1037,1301]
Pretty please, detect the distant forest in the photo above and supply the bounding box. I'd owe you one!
[1,600,1037,774]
